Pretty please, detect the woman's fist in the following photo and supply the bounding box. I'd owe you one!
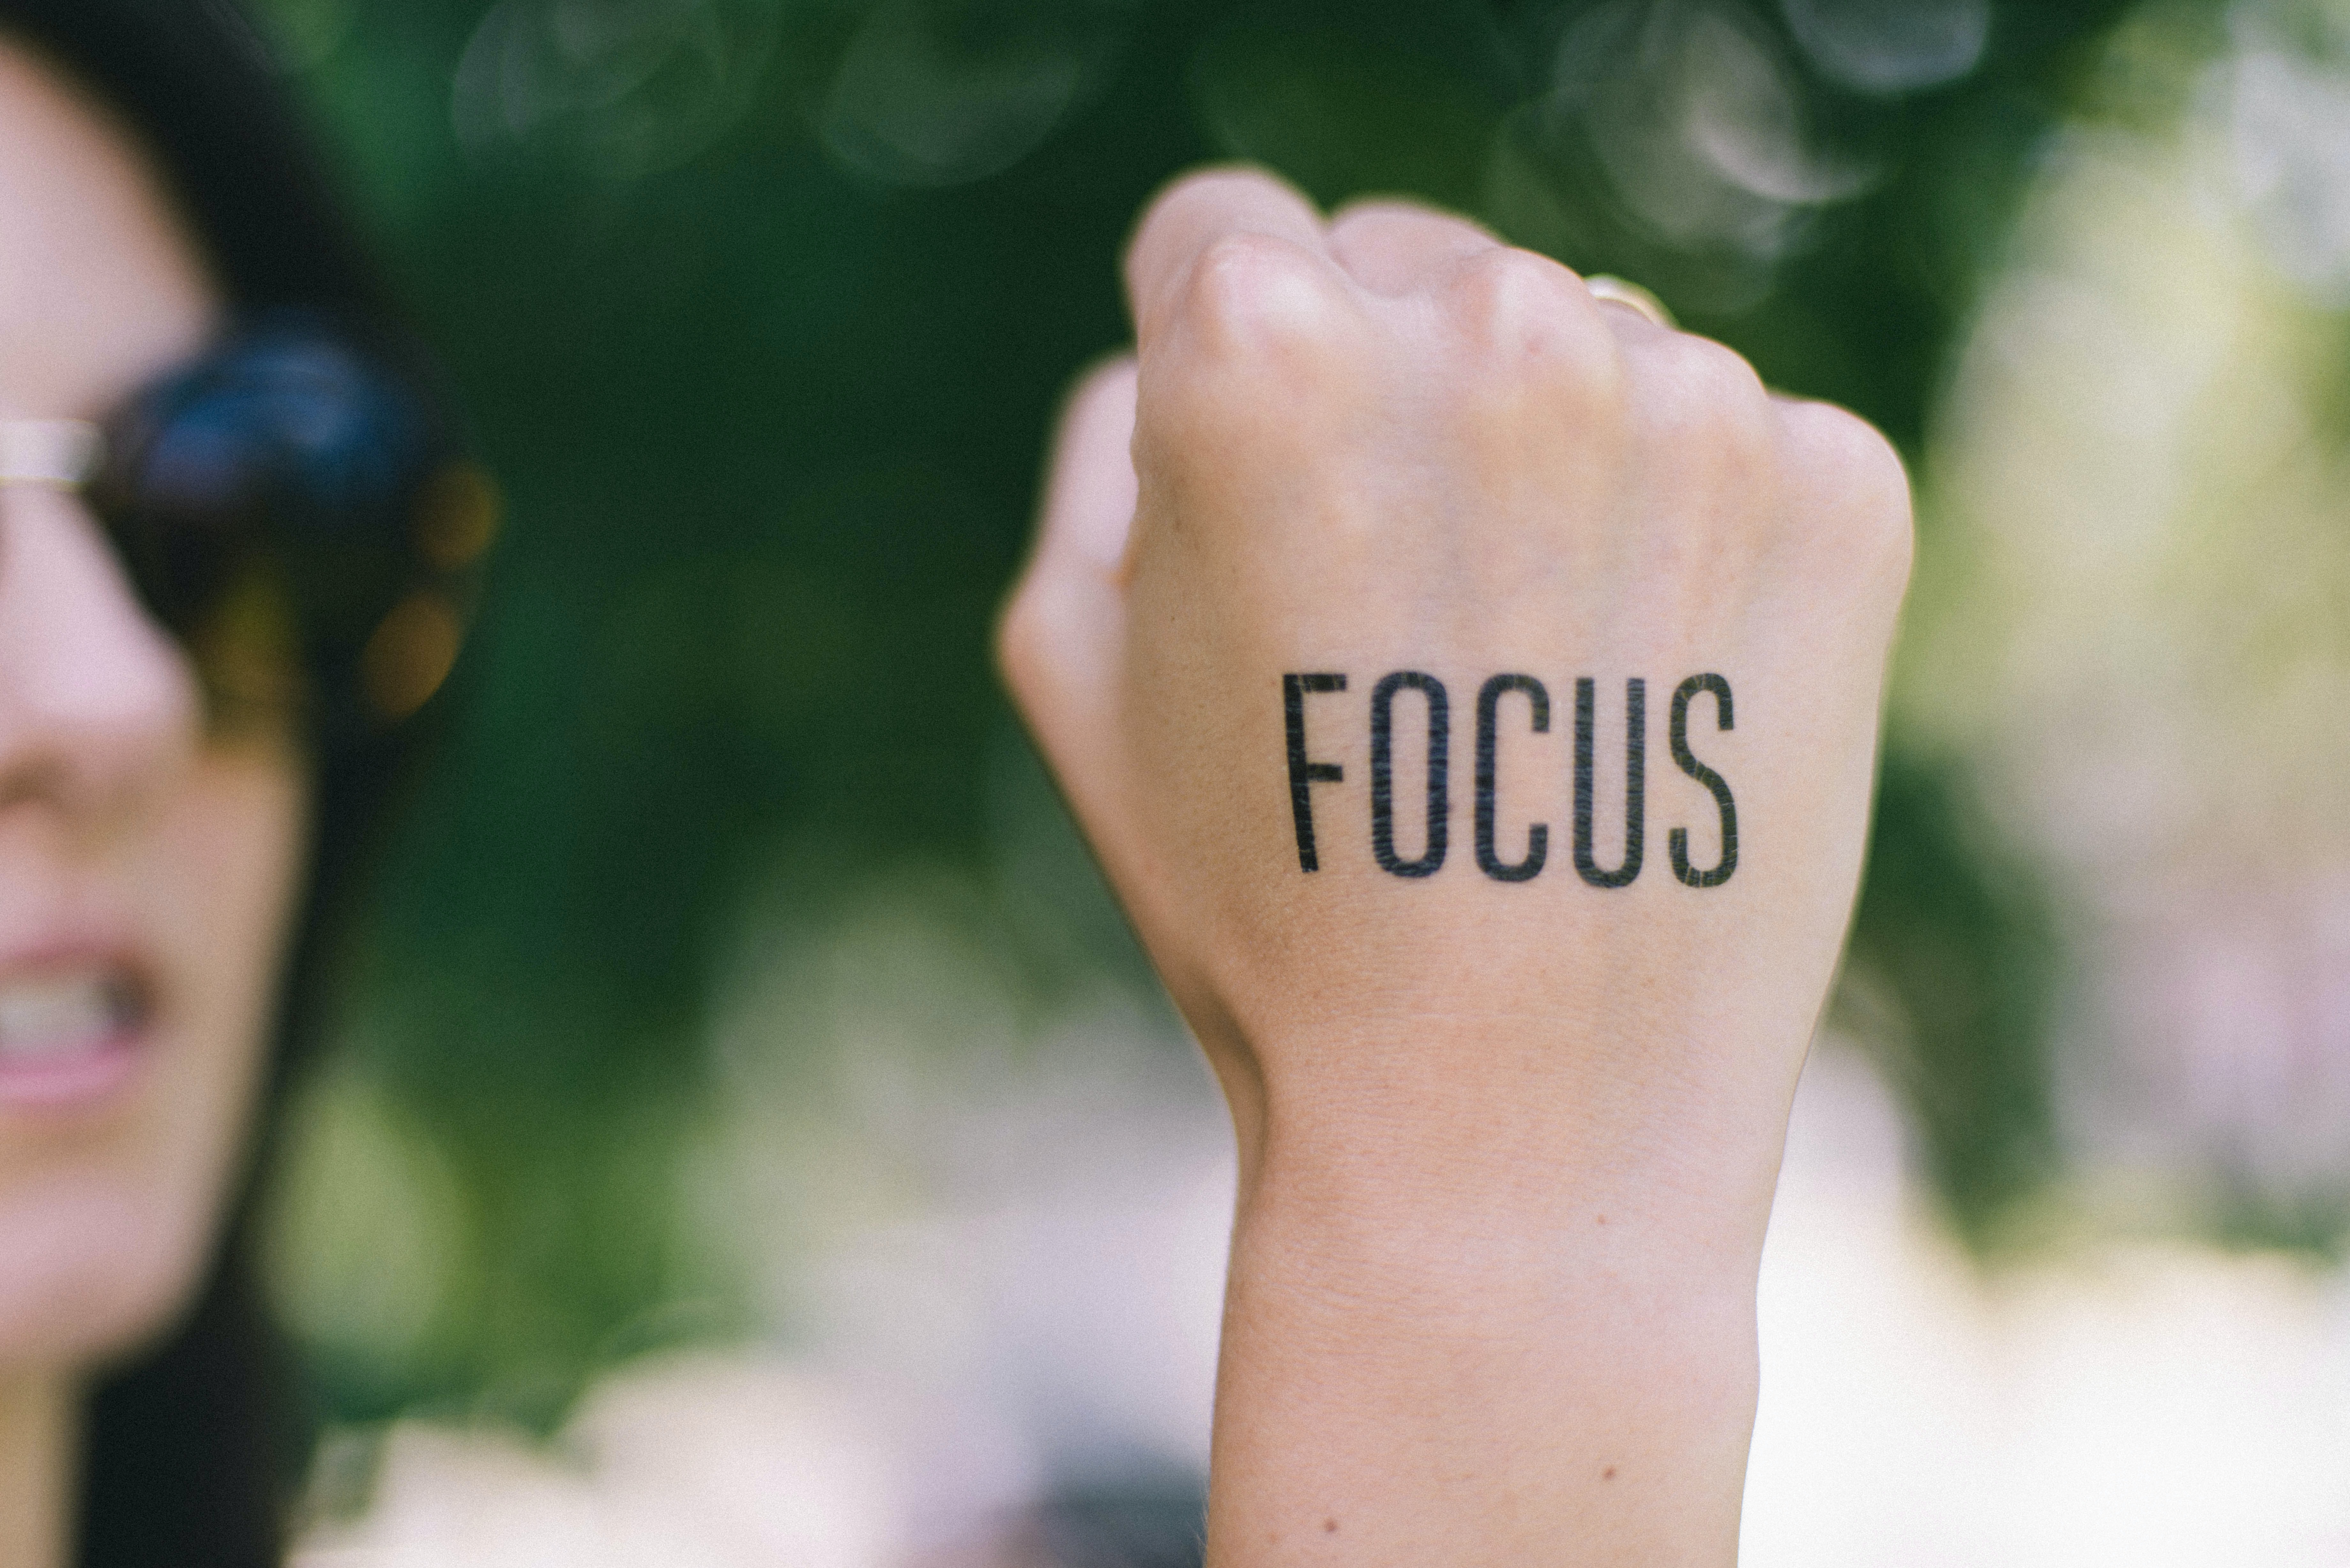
[999,166,1911,1567]
[1002,170,1907,1191]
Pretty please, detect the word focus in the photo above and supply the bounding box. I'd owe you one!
[1282,672,1738,888]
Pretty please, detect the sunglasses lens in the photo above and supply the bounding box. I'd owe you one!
[93,320,481,739]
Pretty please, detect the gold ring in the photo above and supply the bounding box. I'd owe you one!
[1585,275,1675,330]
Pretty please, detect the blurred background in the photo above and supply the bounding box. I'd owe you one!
[232,0,2350,1561]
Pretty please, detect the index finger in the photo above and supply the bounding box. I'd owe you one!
[1122,165,1332,351]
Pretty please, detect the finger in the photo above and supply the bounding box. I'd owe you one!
[1440,244,1621,389]
[997,357,1138,780]
[1769,392,1914,584]
[1035,355,1140,576]
[1326,199,1501,296]
[1122,165,1332,349]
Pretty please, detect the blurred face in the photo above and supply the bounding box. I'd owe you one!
[0,41,306,1370]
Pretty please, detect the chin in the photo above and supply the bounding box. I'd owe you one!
[0,1172,220,1372]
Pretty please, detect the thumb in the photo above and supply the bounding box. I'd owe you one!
[1036,355,1140,574]
[997,356,1138,818]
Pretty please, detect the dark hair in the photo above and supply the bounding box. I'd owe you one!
[0,4,444,1563]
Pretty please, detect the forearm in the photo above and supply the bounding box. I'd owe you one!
[1198,1007,1779,1565]
[1207,1123,1762,1567]
[1002,168,1907,1568]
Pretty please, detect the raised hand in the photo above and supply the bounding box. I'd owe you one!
[1001,169,1910,1566]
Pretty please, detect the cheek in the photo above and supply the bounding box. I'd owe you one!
[0,747,307,1369]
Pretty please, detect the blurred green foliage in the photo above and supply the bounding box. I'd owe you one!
[1847,754,2058,1239]
[260,0,2160,1422]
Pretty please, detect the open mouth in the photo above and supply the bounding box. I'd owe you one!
[0,965,151,1109]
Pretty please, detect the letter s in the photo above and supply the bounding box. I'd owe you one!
[1668,674,1737,888]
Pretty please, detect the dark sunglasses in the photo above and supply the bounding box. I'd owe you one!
[0,314,493,746]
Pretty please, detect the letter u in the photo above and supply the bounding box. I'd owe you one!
[1573,677,1644,888]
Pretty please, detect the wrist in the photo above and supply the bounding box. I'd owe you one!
[1229,1111,1768,1350]
[1209,1145,1762,1568]
[1224,1004,1795,1277]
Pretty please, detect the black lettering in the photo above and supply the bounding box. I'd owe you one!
[1475,675,1550,882]
[1668,674,1737,887]
[1283,673,1346,872]
[1573,677,1644,888]
[1371,671,1448,878]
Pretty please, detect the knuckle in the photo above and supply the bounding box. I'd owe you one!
[1445,249,1621,417]
[1653,332,1769,414]
[1636,333,1774,463]
[1450,249,1594,351]
[1150,240,1365,458]
[1813,403,1908,503]
[1778,400,1915,586]
[1176,232,1346,350]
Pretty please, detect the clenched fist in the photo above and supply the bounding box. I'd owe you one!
[1000,169,1909,1567]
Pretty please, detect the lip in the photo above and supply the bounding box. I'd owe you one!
[0,1039,141,1109]
[0,941,156,1115]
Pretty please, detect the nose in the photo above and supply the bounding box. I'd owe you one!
[0,484,200,833]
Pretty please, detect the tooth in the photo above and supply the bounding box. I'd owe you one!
[0,974,122,1060]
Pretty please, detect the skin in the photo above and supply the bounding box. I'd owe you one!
[1002,172,1910,1563]
[0,43,1895,1566]
[0,39,309,1568]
